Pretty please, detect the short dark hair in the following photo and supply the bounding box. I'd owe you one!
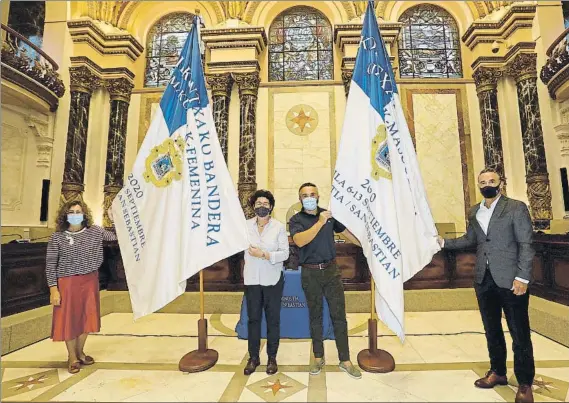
[478,167,506,183]
[298,182,317,194]
[249,189,275,209]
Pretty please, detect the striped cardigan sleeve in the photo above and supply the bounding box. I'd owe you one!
[45,234,59,287]
[94,225,117,242]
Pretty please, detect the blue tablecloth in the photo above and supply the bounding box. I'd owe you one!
[235,268,335,339]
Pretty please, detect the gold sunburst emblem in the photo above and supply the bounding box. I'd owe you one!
[371,124,392,181]
[286,104,319,136]
[143,136,185,187]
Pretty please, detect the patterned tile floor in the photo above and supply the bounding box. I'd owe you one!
[2,311,568,402]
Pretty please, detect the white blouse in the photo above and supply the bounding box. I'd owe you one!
[243,217,289,286]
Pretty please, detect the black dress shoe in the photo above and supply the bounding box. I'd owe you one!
[266,357,278,375]
[244,357,260,375]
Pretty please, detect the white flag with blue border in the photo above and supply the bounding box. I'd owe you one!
[331,2,440,341]
[111,18,249,320]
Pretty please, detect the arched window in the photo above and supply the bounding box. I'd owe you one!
[144,12,195,87]
[268,7,333,82]
[398,5,462,78]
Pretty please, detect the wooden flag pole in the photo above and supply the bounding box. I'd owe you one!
[371,273,376,321]
[356,276,395,373]
[200,270,205,320]
[179,271,218,372]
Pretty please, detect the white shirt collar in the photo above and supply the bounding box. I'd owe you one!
[247,217,272,229]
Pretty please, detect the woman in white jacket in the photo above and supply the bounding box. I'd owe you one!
[242,189,289,377]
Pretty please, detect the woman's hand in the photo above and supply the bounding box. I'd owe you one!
[50,287,61,306]
[248,246,265,259]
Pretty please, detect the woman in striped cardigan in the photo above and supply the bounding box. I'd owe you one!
[46,200,116,374]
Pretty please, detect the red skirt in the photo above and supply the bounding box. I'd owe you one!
[51,271,101,342]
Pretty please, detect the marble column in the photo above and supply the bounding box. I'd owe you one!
[103,77,134,228]
[233,71,260,218]
[341,70,353,98]
[473,67,506,183]
[60,66,101,206]
[506,53,553,229]
[206,73,233,163]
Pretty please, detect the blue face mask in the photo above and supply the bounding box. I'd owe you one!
[67,214,84,226]
[302,197,318,211]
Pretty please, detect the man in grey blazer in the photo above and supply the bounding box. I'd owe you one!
[438,168,535,403]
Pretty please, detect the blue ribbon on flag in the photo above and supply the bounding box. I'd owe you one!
[160,17,209,136]
[352,1,398,120]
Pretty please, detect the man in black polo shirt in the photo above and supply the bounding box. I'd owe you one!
[289,182,362,379]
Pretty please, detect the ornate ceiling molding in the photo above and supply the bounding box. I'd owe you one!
[202,27,267,55]
[220,1,247,20]
[471,42,536,71]
[84,1,129,27]
[117,1,224,29]
[462,4,536,50]
[70,56,135,81]
[76,1,518,31]
[67,19,144,62]
[342,2,357,20]
[242,1,261,24]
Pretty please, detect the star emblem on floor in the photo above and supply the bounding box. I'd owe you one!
[508,372,569,402]
[1,369,60,400]
[261,378,292,395]
[532,376,558,393]
[11,374,48,391]
[247,372,307,402]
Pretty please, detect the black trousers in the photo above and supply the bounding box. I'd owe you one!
[244,273,284,359]
[301,264,350,362]
[475,269,535,385]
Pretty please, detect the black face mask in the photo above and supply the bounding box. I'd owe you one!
[480,185,501,198]
[254,207,271,218]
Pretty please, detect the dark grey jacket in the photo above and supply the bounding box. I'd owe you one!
[444,196,535,289]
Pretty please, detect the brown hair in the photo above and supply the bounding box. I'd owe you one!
[478,167,506,183]
[55,200,94,232]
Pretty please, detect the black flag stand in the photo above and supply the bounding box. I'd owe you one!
[357,277,396,373]
[179,271,218,372]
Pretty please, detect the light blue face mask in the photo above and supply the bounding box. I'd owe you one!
[67,214,84,226]
[302,197,318,211]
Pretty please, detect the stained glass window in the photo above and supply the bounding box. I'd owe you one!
[398,5,462,78]
[268,7,333,82]
[144,12,195,87]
